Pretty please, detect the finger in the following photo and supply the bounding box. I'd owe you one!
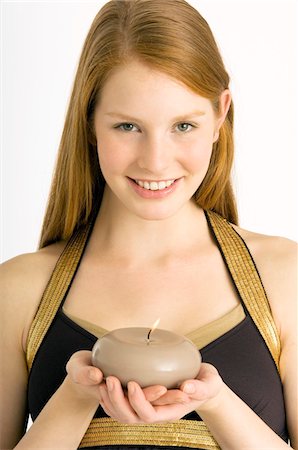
[103,381,191,424]
[105,377,139,423]
[66,350,103,385]
[196,362,219,380]
[127,381,157,422]
[180,363,222,400]
[151,389,191,406]
[99,383,114,416]
[143,385,167,402]
[152,402,194,422]
[67,350,93,366]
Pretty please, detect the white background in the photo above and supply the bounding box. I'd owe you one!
[1,0,297,263]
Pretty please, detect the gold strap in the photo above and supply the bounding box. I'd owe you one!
[26,222,93,371]
[205,210,281,370]
[79,417,218,449]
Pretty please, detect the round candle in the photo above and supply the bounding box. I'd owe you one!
[91,327,201,389]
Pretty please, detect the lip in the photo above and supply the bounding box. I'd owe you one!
[133,178,175,183]
[127,177,182,199]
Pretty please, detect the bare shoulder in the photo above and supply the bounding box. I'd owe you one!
[232,224,297,337]
[0,240,67,299]
[233,224,297,271]
[0,241,67,351]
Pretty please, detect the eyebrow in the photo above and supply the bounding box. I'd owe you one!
[105,111,206,122]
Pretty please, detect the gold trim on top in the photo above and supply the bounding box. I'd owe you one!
[63,302,246,350]
[205,211,281,370]
[79,417,219,449]
[187,303,245,350]
[26,223,92,371]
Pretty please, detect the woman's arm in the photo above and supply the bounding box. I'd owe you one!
[1,254,38,449]
[0,312,29,449]
[0,251,101,450]
[253,235,298,448]
[198,235,298,449]
[196,375,292,450]
[14,358,101,450]
[188,234,297,449]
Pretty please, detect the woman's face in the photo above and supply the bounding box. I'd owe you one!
[94,60,230,221]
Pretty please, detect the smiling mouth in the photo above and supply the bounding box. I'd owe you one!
[130,178,176,191]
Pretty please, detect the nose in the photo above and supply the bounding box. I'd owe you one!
[137,134,171,174]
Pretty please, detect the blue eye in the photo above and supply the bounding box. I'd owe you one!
[116,123,139,132]
[176,123,193,132]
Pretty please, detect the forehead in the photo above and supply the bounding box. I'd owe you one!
[96,61,213,115]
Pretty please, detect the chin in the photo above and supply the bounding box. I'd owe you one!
[129,203,186,222]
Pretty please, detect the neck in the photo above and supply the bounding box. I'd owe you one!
[89,192,210,265]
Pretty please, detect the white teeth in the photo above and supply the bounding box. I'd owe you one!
[135,179,175,190]
[158,181,166,190]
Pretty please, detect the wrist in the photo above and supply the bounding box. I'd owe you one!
[61,375,100,411]
[196,382,229,414]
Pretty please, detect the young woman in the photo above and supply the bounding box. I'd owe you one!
[1,0,296,449]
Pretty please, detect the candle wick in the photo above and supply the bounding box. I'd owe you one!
[147,328,152,341]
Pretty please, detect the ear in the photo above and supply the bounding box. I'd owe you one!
[213,89,232,143]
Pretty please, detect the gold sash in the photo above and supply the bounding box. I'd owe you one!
[26,210,281,449]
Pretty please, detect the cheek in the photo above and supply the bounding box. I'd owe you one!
[180,137,213,172]
[97,137,134,174]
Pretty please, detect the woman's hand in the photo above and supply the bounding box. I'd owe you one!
[98,363,224,424]
[64,350,172,407]
[64,350,104,405]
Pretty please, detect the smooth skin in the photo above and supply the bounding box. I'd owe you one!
[1,61,297,449]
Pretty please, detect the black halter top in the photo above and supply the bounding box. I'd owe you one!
[25,211,288,449]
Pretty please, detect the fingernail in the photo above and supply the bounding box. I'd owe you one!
[128,381,136,394]
[106,377,114,391]
[183,383,195,394]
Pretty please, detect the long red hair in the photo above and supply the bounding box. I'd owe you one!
[39,0,238,248]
